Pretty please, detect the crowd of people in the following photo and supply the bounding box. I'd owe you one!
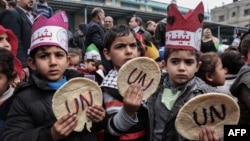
[0,0,250,141]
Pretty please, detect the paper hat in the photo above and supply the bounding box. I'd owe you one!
[145,42,160,61]
[166,2,204,51]
[29,11,68,54]
[135,33,160,61]
[85,43,101,61]
[0,25,23,80]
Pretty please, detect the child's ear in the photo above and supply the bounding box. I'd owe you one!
[103,48,111,61]
[67,55,71,61]
[195,61,202,72]
[27,57,36,71]
[66,56,70,65]
[224,68,228,74]
[242,55,248,64]
[205,72,213,82]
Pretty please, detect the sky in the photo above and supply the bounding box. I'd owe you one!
[153,0,234,12]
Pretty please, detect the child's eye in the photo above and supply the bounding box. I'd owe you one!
[185,60,194,65]
[115,45,124,49]
[38,54,47,59]
[171,60,179,65]
[130,43,138,48]
[56,53,65,58]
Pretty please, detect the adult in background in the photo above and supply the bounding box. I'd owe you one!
[200,27,219,53]
[0,0,36,81]
[129,16,154,51]
[231,32,243,49]
[129,16,152,43]
[34,0,53,18]
[0,0,15,10]
[104,16,113,32]
[85,7,111,74]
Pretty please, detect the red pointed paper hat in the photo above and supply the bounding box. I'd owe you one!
[166,2,204,51]
[29,11,68,54]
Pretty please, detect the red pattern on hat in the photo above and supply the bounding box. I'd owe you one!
[166,2,204,51]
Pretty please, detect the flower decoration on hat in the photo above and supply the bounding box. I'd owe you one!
[166,2,204,51]
[29,11,68,54]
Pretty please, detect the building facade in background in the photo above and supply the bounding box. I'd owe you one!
[211,0,250,28]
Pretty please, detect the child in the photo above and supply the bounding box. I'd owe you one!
[68,47,82,70]
[230,34,250,125]
[77,43,104,85]
[2,11,105,141]
[195,52,227,87]
[101,24,147,141]
[218,49,244,101]
[0,48,17,139]
[147,2,224,141]
[0,25,22,84]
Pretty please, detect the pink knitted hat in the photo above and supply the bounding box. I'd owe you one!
[29,11,68,54]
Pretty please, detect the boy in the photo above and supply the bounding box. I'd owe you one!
[101,24,146,141]
[147,2,224,141]
[0,48,17,139]
[2,11,105,141]
[68,47,82,70]
[78,43,104,85]
[230,34,250,125]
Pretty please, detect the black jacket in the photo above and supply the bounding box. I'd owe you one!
[2,69,103,141]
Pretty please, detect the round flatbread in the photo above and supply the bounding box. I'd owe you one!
[117,57,161,100]
[52,77,102,132]
[175,93,240,140]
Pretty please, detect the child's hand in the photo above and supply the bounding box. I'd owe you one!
[51,113,78,141]
[123,83,143,118]
[198,126,219,141]
[87,105,106,123]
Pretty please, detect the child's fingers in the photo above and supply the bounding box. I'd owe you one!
[57,113,73,125]
[130,84,143,100]
[87,105,105,122]
[124,83,134,98]
[61,116,78,135]
[52,113,78,140]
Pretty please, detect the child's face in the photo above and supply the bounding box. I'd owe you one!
[207,59,226,86]
[0,73,9,96]
[68,55,80,70]
[28,46,69,82]
[84,61,97,73]
[103,33,139,70]
[165,50,200,85]
[0,33,11,51]
[129,17,138,29]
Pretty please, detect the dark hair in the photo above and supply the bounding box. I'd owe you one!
[164,48,200,62]
[104,24,137,51]
[146,20,154,28]
[154,22,166,47]
[240,34,250,58]
[0,48,16,80]
[8,1,16,8]
[220,50,244,74]
[134,16,143,26]
[195,52,219,81]
[91,7,103,18]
